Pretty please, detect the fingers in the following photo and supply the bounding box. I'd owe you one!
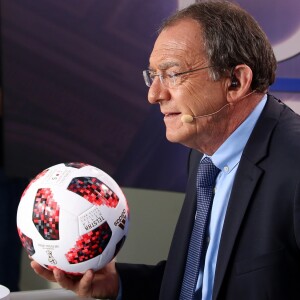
[52,268,76,290]
[92,263,119,298]
[77,270,94,297]
[30,261,56,282]
[52,268,93,297]
[31,261,118,299]
[31,261,91,297]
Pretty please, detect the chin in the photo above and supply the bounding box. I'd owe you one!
[166,129,197,149]
[166,131,185,144]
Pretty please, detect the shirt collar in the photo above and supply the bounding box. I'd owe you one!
[205,94,267,173]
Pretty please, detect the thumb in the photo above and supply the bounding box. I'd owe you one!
[77,269,94,297]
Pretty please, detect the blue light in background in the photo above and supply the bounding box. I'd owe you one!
[270,78,300,93]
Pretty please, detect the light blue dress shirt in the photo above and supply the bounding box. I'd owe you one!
[196,95,267,300]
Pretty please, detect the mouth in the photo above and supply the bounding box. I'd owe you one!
[163,112,181,119]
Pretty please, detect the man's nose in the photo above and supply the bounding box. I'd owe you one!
[147,78,171,104]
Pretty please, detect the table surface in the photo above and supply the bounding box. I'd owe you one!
[10,288,98,300]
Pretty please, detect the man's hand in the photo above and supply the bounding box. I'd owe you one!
[31,260,119,299]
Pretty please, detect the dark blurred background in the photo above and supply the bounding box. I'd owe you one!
[1,0,300,193]
[1,0,189,193]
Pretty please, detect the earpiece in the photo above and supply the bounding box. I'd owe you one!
[229,67,240,88]
[230,76,239,88]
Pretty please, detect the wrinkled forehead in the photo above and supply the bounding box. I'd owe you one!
[149,19,206,69]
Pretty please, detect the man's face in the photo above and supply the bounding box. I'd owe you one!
[147,19,228,149]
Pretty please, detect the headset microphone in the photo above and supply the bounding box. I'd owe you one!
[181,103,230,123]
[181,114,194,123]
[181,90,257,123]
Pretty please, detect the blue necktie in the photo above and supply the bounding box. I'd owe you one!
[180,157,220,300]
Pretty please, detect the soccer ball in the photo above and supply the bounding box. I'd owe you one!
[17,162,129,275]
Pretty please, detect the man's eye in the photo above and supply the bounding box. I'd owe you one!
[149,73,157,79]
[166,72,178,78]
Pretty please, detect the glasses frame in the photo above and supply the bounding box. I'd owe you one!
[143,65,213,88]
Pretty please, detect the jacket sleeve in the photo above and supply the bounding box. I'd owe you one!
[115,261,166,300]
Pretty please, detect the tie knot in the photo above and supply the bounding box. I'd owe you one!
[197,157,220,187]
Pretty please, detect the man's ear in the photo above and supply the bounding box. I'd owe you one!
[227,64,253,103]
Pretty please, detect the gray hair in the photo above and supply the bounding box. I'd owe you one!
[159,1,277,92]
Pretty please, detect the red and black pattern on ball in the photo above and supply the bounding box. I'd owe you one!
[17,228,35,256]
[64,162,89,169]
[32,188,60,240]
[21,169,49,198]
[67,177,119,207]
[65,222,112,264]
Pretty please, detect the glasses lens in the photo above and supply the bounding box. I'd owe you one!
[143,70,152,87]
[142,70,174,88]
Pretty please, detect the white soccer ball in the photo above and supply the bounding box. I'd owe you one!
[17,162,129,275]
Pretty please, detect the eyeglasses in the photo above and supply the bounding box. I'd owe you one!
[143,65,212,88]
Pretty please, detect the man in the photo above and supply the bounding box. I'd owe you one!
[32,1,300,299]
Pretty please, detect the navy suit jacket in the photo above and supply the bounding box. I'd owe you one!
[117,95,300,299]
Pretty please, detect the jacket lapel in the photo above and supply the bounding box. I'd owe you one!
[212,95,285,299]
